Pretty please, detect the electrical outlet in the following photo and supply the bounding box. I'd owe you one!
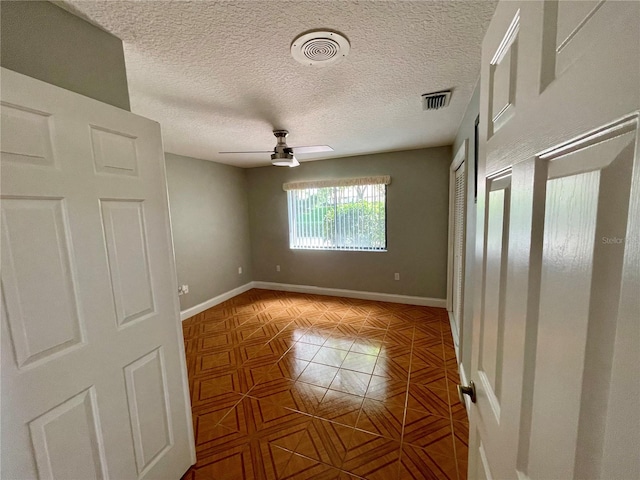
[238,267,243,274]
[276,265,281,272]
[178,284,189,295]
[394,273,400,281]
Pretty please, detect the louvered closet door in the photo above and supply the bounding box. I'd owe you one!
[452,161,466,345]
[468,1,639,479]
[1,68,195,479]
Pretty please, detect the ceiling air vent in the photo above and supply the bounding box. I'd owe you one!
[291,30,350,67]
[422,90,452,111]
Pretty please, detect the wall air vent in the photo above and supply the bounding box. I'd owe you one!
[422,90,452,111]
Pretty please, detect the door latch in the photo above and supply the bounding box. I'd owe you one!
[457,381,476,404]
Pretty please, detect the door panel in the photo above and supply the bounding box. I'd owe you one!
[600,129,640,479]
[551,0,617,80]
[124,347,174,476]
[527,120,636,479]
[29,387,107,480]
[1,198,84,367]
[0,102,55,167]
[471,172,514,479]
[471,1,639,479]
[488,10,519,137]
[484,2,639,175]
[479,173,510,420]
[1,68,195,480]
[101,199,155,327]
[90,126,139,176]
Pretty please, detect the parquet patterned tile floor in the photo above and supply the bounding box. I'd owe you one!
[180,289,468,480]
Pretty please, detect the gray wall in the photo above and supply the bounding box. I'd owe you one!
[165,153,253,310]
[246,148,451,299]
[453,81,480,378]
[1,1,130,110]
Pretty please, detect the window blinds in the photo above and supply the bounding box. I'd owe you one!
[285,176,389,251]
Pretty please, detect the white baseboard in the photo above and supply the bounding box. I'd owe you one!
[180,282,254,321]
[252,281,446,308]
[181,281,447,321]
[447,310,461,364]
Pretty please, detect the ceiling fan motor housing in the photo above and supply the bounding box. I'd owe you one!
[270,130,299,166]
[272,130,289,153]
[270,149,294,161]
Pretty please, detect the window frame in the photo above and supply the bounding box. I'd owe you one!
[285,180,389,252]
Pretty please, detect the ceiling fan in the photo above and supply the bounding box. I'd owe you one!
[219,130,333,167]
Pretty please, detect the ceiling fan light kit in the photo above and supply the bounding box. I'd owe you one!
[271,155,300,168]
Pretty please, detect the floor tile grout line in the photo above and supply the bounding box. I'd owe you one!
[209,392,247,436]
[441,317,464,480]
[183,291,465,479]
[396,323,414,476]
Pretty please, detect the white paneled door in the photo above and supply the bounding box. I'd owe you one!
[1,68,195,479]
[468,1,639,479]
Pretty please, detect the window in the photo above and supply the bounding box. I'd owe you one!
[284,176,389,251]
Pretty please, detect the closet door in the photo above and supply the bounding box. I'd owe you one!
[448,141,467,358]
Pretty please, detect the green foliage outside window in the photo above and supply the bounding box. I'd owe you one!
[323,201,385,249]
[292,185,386,250]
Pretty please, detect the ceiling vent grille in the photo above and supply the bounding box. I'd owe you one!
[422,90,452,111]
[291,30,350,67]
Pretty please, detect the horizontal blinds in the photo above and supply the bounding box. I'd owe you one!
[287,182,386,251]
[283,175,391,191]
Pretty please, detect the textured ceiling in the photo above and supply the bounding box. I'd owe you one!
[61,1,497,167]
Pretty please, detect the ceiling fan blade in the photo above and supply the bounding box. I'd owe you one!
[290,145,334,154]
[218,150,273,154]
